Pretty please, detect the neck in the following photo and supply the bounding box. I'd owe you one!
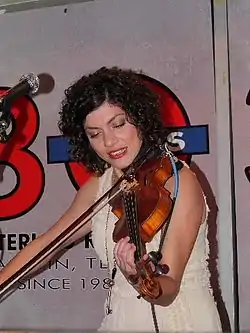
[110,168,123,187]
[113,168,123,178]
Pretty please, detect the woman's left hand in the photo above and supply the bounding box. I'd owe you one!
[113,236,137,276]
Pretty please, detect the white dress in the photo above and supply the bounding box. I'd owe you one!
[91,167,222,332]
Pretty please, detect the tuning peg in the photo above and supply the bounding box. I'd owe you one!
[154,264,169,276]
[148,251,162,264]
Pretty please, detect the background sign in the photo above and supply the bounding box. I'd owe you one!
[0,0,231,331]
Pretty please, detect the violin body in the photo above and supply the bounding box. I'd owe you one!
[111,154,173,244]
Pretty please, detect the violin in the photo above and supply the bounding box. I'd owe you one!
[110,146,174,299]
[0,143,175,300]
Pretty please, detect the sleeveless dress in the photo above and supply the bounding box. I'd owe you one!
[91,166,222,332]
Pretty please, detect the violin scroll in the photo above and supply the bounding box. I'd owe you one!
[147,250,169,276]
[128,250,169,299]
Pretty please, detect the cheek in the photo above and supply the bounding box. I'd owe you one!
[127,127,141,147]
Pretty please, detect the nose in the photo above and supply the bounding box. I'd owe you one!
[103,130,117,147]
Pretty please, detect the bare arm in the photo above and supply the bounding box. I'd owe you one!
[0,175,99,287]
[149,166,205,306]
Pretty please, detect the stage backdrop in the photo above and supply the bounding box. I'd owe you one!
[0,0,233,331]
[228,0,250,331]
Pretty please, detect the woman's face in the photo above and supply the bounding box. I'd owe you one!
[84,102,142,171]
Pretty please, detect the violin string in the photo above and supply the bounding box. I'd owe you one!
[130,192,142,261]
[123,192,141,261]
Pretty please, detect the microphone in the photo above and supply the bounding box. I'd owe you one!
[0,73,40,142]
[0,73,39,107]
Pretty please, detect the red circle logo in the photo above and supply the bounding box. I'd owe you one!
[0,88,45,221]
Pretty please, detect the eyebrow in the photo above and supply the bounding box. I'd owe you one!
[85,113,125,130]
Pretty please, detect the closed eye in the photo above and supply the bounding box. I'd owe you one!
[113,121,125,129]
[88,132,101,139]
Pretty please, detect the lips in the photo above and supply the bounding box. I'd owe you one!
[108,147,127,159]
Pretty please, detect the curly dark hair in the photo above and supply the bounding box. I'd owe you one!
[58,66,169,176]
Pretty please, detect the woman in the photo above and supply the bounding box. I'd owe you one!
[0,66,222,332]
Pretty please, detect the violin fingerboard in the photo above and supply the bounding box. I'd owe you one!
[122,191,144,262]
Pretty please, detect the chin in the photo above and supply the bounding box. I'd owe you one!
[111,158,132,170]
[112,162,129,170]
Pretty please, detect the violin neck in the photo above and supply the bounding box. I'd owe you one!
[123,191,144,262]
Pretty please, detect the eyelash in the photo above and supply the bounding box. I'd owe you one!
[89,133,99,139]
[88,121,126,139]
[113,121,125,128]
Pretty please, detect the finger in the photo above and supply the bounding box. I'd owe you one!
[114,241,136,273]
[113,237,129,267]
[115,236,130,259]
[120,244,137,274]
[126,244,137,274]
[114,237,128,259]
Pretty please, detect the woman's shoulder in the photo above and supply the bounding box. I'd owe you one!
[77,167,112,199]
[76,174,100,204]
[165,160,204,202]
